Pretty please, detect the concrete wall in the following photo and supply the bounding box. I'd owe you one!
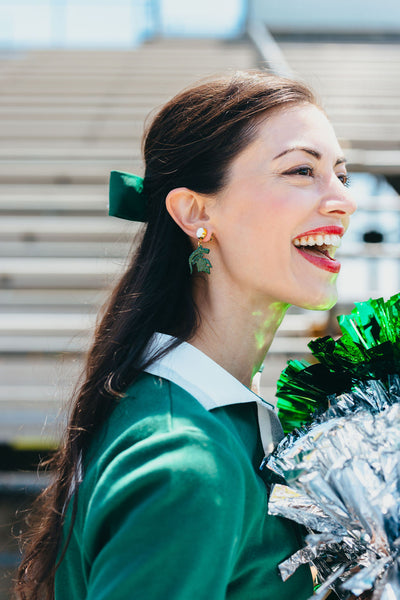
[0,0,247,49]
[249,0,400,32]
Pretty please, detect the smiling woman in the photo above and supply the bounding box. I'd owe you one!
[183,103,356,335]
[15,71,356,600]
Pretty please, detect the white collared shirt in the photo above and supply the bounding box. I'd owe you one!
[143,333,283,456]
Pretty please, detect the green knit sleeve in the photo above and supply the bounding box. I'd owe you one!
[82,429,246,600]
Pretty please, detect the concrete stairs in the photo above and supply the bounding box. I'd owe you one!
[4,39,315,447]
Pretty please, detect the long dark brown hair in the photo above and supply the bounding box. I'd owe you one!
[14,70,316,599]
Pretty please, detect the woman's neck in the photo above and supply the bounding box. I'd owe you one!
[189,280,289,388]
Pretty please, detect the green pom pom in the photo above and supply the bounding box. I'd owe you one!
[276,293,400,433]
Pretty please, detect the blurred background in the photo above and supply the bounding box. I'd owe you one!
[1,0,400,596]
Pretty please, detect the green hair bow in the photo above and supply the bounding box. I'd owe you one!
[108,170,147,222]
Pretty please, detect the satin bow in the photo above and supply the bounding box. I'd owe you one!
[108,170,147,222]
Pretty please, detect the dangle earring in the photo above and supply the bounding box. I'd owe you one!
[188,227,213,274]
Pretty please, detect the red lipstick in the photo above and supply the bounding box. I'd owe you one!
[296,249,341,273]
[295,225,345,238]
[293,225,344,273]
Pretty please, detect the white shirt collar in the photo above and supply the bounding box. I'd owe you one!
[143,332,283,453]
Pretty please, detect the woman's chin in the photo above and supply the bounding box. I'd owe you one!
[305,290,338,311]
[292,283,338,312]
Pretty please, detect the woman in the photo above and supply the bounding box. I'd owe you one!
[15,71,356,599]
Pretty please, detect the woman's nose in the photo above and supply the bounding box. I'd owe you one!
[319,177,357,217]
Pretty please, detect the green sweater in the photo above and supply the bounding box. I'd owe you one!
[55,373,312,599]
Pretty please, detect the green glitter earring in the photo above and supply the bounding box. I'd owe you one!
[188,227,212,274]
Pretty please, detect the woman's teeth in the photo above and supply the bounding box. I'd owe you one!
[293,234,341,248]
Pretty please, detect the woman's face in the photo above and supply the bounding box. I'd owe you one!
[210,103,356,311]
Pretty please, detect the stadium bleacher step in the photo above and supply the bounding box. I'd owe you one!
[0,39,261,446]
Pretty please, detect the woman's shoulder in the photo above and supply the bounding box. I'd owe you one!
[85,372,246,484]
[110,371,228,441]
[63,373,250,592]
[77,373,248,529]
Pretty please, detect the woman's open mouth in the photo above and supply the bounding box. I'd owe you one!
[292,230,343,273]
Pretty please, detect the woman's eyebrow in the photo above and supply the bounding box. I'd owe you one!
[273,146,347,166]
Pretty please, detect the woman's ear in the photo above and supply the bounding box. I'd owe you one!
[165,188,213,242]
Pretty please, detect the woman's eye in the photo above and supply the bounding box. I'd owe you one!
[286,166,314,177]
[297,167,313,177]
[338,173,350,187]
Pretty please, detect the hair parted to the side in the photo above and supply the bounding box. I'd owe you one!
[14,70,316,599]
